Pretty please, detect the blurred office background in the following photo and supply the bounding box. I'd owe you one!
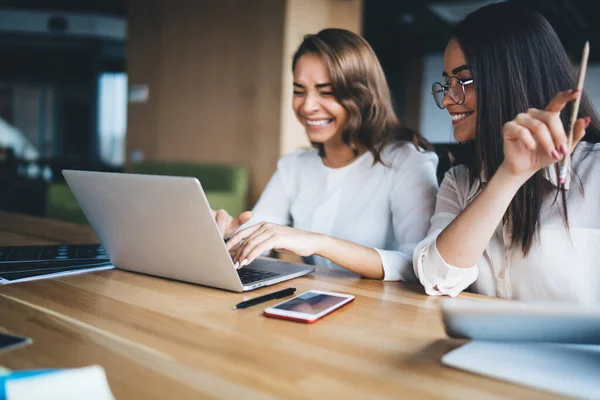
[0,0,598,224]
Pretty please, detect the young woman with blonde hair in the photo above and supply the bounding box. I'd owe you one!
[218,28,438,280]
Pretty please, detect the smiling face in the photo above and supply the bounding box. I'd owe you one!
[292,54,348,146]
[443,40,477,142]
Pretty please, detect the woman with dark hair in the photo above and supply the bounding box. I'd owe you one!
[414,2,600,301]
[217,28,438,280]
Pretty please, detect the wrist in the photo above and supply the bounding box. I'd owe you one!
[496,162,533,187]
[310,232,329,257]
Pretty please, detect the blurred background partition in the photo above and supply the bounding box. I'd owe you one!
[126,0,363,212]
[1,0,598,224]
[0,0,126,223]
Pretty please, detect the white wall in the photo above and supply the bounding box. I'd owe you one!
[418,53,454,143]
[98,73,128,166]
[584,63,600,112]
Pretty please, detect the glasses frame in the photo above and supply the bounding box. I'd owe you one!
[431,76,474,109]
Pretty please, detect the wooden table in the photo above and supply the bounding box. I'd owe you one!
[0,212,559,399]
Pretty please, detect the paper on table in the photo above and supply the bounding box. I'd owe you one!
[0,263,114,284]
[5,365,115,400]
[442,341,600,398]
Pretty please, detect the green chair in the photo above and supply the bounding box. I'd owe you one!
[129,161,249,216]
[46,182,89,224]
[45,162,249,224]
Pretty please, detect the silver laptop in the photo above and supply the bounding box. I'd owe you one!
[442,298,600,344]
[62,170,314,292]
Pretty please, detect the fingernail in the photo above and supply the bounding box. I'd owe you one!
[559,143,568,155]
[551,150,561,160]
[585,117,591,128]
[241,259,248,267]
[234,261,239,269]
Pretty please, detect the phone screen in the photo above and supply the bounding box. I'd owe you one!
[0,332,31,353]
[272,292,349,315]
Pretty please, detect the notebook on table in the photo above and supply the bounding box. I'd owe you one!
[0,244,113,284]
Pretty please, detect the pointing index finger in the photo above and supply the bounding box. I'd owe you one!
[545,90,580,113]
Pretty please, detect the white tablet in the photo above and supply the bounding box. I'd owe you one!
[264,290,354,323]
[441,298,600,344]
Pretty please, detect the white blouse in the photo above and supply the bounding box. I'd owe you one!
[242,143,439,281]
[414,141,600,304]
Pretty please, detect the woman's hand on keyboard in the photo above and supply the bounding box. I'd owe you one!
[212,209,253,239]
[225,222,320,268]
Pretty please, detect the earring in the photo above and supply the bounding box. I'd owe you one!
[349,141,359,157]
[343,133,359,157]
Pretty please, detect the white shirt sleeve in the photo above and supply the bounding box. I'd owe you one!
[375,147,439,282]
[240,154,296,230]
[413,166,478,296]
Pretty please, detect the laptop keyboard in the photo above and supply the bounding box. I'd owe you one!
[237,268,279,285]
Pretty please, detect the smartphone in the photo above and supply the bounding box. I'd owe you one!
[0,332,32,353]
[263,290,354,323]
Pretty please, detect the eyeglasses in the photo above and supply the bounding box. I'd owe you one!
[431,76,474,109]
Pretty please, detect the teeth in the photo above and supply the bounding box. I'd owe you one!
[306,119,332,126]
[451,113,470,121]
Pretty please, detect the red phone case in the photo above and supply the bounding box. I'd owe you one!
[263,297,354,323]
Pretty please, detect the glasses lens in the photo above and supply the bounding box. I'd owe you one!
[431,82,445,109]
[449,78,465,105]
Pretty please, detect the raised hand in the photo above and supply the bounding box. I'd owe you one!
[501,89,590,178]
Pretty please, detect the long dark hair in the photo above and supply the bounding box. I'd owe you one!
[455,3,600,255]
[292,28,432,163]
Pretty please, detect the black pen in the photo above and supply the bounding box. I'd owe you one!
[234,287,296,310]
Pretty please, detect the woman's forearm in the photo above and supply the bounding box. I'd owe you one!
[436,164,529,268]
[313,235,384,279]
